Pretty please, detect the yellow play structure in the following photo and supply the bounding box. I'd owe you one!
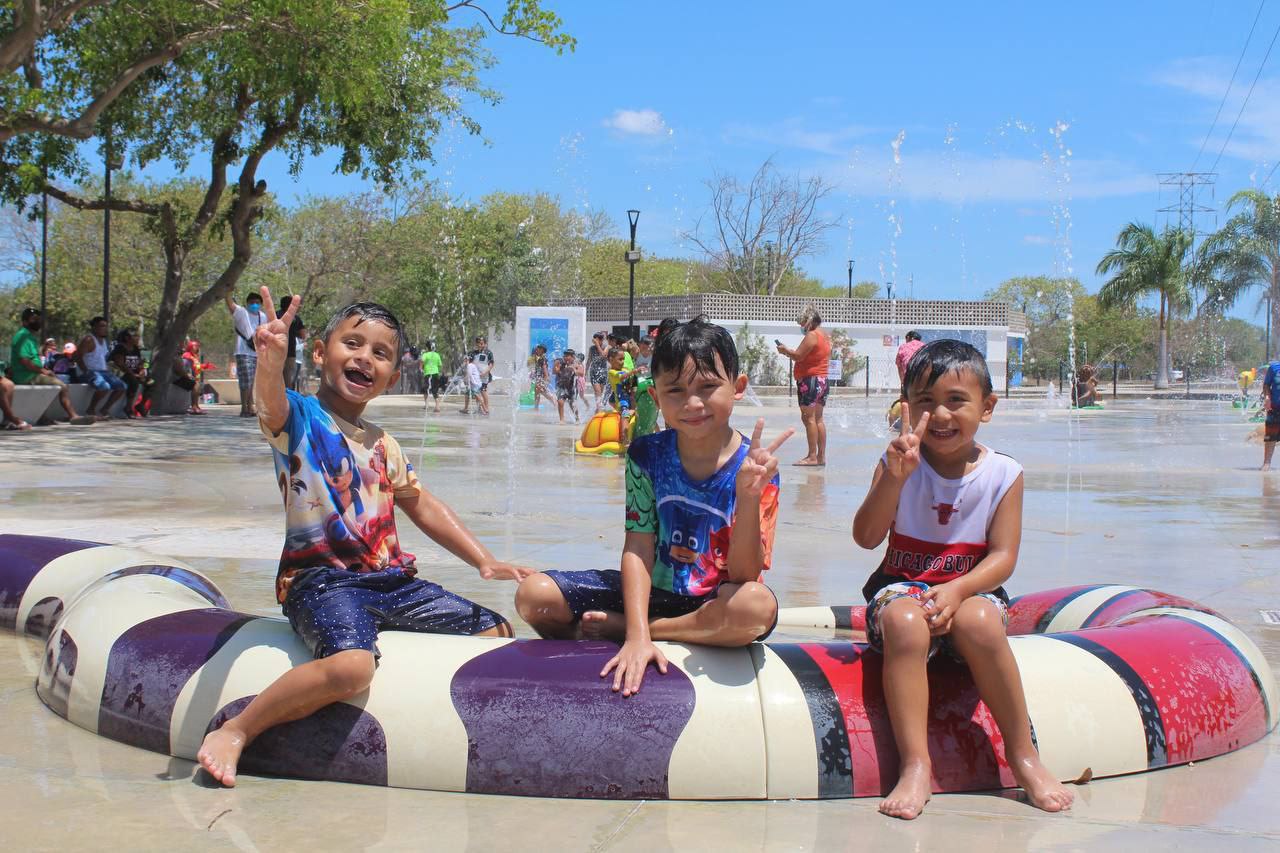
[575,410,633,456]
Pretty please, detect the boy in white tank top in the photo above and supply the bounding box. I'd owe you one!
[852,339,1073,820]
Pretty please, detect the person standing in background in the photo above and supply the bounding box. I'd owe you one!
[420,340,443,413]
[776,306,831,467]
[225,290,267,417]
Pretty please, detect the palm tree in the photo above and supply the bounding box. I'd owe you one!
[1095,222,1193,389]
[1197,188,1280,361]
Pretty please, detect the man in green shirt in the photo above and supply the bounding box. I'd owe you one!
[420,339,444,413]
[10,307,93,424]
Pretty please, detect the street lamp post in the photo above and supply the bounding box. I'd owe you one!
[847,259,854,298]
[102,138,123,327]
[625,209,640,338]
[40,165,48,320]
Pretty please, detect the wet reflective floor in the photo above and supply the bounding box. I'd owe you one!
[2,393,1278,850]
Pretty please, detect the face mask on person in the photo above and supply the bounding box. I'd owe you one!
[247,302,262,315]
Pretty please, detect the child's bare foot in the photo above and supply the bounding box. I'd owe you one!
[1009,754,1073,812]
[197,724,248,787]
[579,610,626,641]
[880,760,931,820]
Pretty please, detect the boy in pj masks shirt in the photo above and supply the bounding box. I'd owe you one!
[518,315,791,695]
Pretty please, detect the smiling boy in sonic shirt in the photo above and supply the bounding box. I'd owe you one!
[197,287,534,788]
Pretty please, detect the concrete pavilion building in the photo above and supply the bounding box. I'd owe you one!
[490,294,1028,393]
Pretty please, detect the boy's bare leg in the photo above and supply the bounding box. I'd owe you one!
[557,398,565,424]
[948,598,1073,813]
[644,582,776,646]
[197,649,376,787]
[515,574,578,638]
[878,597,934,820]
[1264,440,1275,471]
[196,619,514,786]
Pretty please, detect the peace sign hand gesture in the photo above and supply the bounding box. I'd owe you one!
[253,286,302,368]
[884,402,930,482]
[736,418,795,500]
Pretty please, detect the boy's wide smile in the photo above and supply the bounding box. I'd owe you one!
[343,366,374,389]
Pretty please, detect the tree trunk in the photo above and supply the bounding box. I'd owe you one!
[1154,293,1169,389]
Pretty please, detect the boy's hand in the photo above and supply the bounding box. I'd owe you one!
[920,583,967,636]
[600,638,668,697]
[253,286,301,367]
[736,418,795,499]
[477,560,536,582]
[884,402,931,481]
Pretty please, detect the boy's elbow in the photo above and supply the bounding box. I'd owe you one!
[850,516,878,549]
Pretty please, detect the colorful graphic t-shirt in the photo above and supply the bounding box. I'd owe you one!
[625,429,780,598]
[263,390,421,602]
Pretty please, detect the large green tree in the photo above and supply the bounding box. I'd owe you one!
[1,0,571,391]
[1197,188,1280,360]
[984,275,1084,381]
[1095,223,1192,388]
[0,1,292,143]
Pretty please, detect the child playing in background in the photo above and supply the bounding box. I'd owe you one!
[555,349,580,425]
[851,339,1072,820]
[465,356,488,416]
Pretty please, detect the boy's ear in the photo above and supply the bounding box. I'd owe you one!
[311,337,325,365]
[981,393,998,422]
[647,382,658,403]
[733,373,749,399]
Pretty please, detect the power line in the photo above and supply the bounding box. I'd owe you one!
[1209,17,1280,173]
[1261,157,1280,188]
[1192,0,1266,171]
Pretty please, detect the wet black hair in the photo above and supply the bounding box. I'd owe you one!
[116,328,134,343]
[905,330,922,342]
[902,339,992,398]
[245,291,263,304]
[650,315,740,381]
[90,315,106,327]
[320,302,405,354]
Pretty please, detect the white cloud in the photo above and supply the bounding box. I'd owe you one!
[603,108,668,137]
[719,120,1148,203]
[723,118,877,156]
[825,146,1150,204]
[1152,57,1280,165]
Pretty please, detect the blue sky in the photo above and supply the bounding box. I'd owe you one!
[93,3,1280,321]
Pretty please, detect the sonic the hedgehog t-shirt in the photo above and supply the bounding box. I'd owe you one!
[625,429,780,598]
[262,390,421,603]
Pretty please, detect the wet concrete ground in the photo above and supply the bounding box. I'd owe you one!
[1,391,1278,850]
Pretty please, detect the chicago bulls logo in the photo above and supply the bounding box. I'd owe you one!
[932,503,957,525]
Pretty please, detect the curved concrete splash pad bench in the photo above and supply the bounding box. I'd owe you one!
[2,534,1274,799]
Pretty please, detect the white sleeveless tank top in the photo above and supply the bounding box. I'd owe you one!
[83,335,110,372]
[878,445,1022,585]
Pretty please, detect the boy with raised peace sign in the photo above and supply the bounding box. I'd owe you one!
[198,288,534,787]
[517,316,793,696]
[852,339,1073,820]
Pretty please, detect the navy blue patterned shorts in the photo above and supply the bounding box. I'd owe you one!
[282,567,506,659]
[542,568,777,640]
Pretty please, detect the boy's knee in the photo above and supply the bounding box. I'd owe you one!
[515,574,568,624]
[727,581,776,624]
[880,599,930,651]
[322,650,376,698]
[950,600,1006,646]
